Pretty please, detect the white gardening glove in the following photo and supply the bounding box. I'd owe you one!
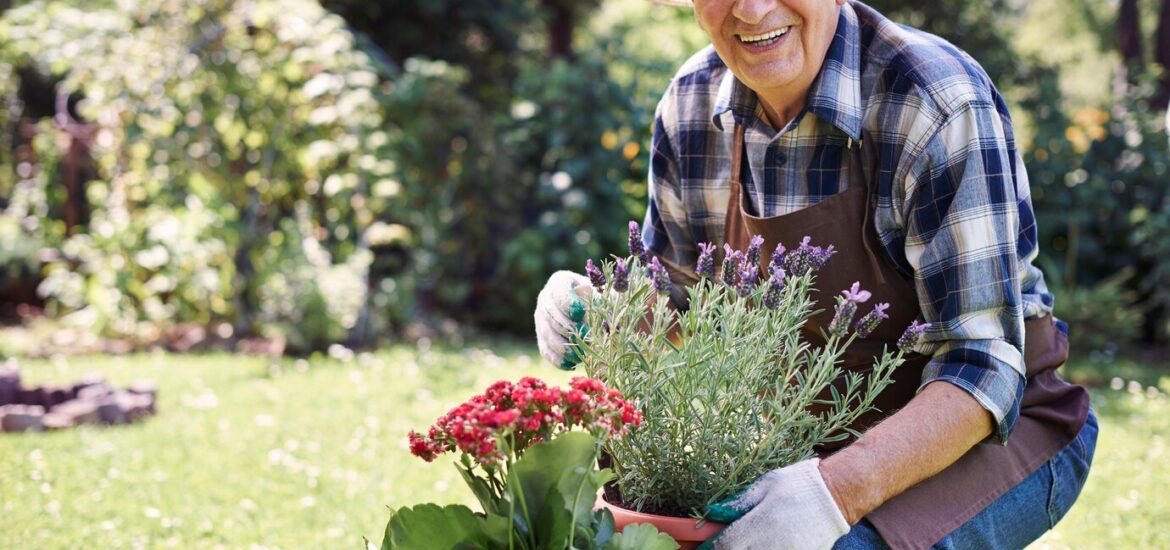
[534,270,592,369]
[700,458,850,550]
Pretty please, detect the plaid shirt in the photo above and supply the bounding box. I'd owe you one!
[642,0,1054,444]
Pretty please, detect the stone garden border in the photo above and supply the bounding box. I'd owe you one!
[0,367,156,432]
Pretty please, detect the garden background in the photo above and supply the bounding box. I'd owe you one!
[0,0,1168,548]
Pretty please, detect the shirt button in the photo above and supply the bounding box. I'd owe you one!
[775,154,787,165]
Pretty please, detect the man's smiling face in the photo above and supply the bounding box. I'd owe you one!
[694,0,844,115]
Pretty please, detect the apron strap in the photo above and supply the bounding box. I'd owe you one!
[731,122,746,186]
[848,136,889,285]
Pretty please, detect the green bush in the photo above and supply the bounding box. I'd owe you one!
[0,0,395,348]
[37,201,233,338]
[377,23,669,333]
[0,0,676,343]
[1048,268,1144,355]
[1027,76,1170,341]
[13,0,1161,349]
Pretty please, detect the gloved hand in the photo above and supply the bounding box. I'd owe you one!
[698,458,850,550]
[534,270,593,369]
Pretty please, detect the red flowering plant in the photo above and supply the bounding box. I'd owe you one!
[383,377,677,550]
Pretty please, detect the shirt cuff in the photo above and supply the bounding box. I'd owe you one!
[917,339,1027,445]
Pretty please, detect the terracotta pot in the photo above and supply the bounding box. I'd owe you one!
[595,494,725,550]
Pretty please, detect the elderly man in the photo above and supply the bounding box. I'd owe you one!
[535,1,1095,548]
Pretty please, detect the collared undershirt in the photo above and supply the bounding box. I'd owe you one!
[642,0,1055,445]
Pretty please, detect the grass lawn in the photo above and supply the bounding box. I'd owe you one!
[1,341,1167,549]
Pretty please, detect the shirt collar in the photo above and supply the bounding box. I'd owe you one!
[711,66,758,132]
[711,2,863,140]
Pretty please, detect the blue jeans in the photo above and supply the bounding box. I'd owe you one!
[834,408,1098,550]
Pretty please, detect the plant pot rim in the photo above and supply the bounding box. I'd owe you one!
[595,493,725,544]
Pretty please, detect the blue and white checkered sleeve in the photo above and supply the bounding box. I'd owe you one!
[643,98,700,307]
[902,99,1028,445]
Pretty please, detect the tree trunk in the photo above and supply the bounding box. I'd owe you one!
[55,91,94,235]
[543,0,574,59]
[1118,0,1144,81]
[1155,0,1170,106]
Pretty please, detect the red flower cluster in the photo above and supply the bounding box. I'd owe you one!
[408,377,642,466]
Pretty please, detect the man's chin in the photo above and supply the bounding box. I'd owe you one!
[734,64,802,93]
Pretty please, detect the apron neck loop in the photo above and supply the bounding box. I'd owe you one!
[731,122,746,186]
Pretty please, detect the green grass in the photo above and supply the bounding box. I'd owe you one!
[1034,356,1170,549]
[0,342,1166,549]
[0,340,573,549]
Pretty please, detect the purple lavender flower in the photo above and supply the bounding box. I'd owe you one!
[897,320,931,352]
[628,221,649,266]
[784,236,837,275]
[828,282,872,338]
[612,258,629,292]
[586,259,606,290]
[828,301,857,339]
[841,281,872,303]
[720,244,744,286]
[782,236,813,275]
[648,256,672,295]
[696,242,716,279]
[745,235,765,269]
[762,265,787,309]
[812,244,837,270]
[853,302,890,338]
[735,263,759,298]
[768,242,787,273]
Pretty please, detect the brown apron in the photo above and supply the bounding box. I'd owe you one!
[722,123,1090,549]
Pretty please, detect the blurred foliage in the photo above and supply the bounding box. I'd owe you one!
[1,0,1168,348]
[873,0,1170,343]
[1027,73,1170,341]
[1050,268,1144,355]
[1080,79,1170,339]
[0,0,669,346]
[1,0,389,349]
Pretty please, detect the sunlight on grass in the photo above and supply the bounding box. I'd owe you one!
[0,344,1165,548]
[1036,383,1170,548]
[0,341,572,548]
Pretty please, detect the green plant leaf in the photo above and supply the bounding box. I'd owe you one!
[381,503,490,550]
[603,523,680,550]
[534,490,575,548]
[507,431,601,548]
[592,509,617,548]
[481,512,514,549]
[543,465,615,548]
[559,465,614,526]
[458,466,502,516]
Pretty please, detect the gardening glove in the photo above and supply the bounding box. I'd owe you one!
[698,458,850,550]
[534,270,592,369]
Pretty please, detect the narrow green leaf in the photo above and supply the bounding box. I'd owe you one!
[458,467,501,516]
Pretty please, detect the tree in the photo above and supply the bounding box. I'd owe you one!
[1118,0,1144,82]
[1155,0,1170,104]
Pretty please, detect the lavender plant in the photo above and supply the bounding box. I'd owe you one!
[574,222,925,517]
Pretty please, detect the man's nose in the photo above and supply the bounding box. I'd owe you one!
[732,0,778,25]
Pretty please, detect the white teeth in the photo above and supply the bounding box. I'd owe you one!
[740,27,791,43]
